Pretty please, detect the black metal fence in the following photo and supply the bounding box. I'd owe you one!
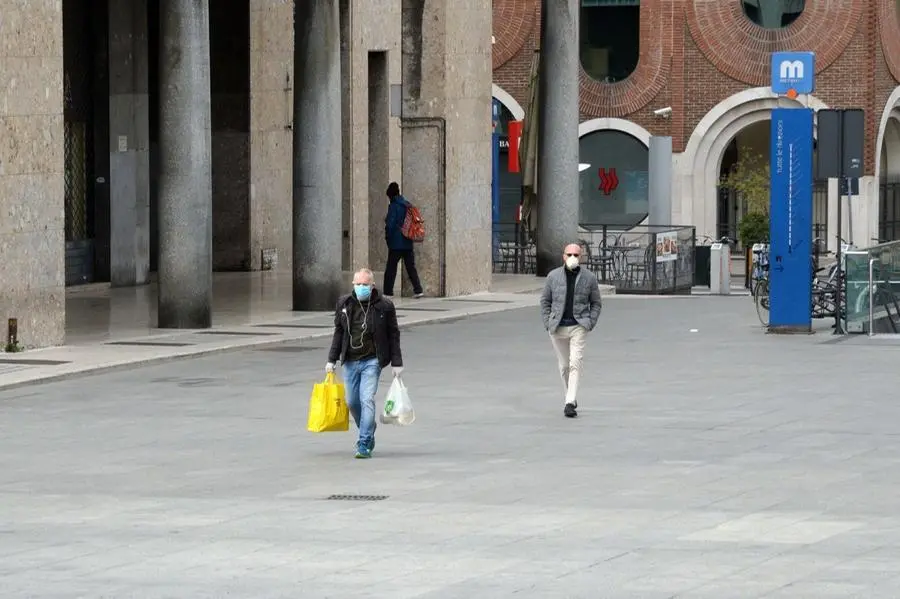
[577,224,696,294]
[492,223,535,274]
[492,223,696,294]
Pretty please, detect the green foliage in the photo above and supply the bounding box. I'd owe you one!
[722,153,770,246]
[721,153,770,216]
[738,211,770,247]
[4,340,23,353]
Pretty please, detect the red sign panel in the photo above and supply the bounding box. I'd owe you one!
[508,120,522,173]
[598,168,619,195]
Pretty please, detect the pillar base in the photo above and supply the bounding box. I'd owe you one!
[158,298,211,329]
[292,275,344,312]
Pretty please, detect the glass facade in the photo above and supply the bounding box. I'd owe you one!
[578,130,649,228]
[741,0,805,29]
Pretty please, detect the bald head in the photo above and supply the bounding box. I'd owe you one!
[352,268,375,285]
[562,243,581,269]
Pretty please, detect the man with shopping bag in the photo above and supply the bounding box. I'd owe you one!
[326,268,404,458]
[540,243,602,418]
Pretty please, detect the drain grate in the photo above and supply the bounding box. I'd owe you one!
[326,494,389,501]
[443,299,514,304]
[253,324,333,329]
[0,358,71,366]
[196,331,280,336]
[107,341,194,347]
[257,346,320,353]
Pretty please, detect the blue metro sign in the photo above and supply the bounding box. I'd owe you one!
[771,51,815,96]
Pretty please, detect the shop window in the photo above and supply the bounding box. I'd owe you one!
[578,130,648,228]
[741,0,805,29]
[580,0,640,83]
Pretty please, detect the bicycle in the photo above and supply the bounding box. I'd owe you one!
[753,238,851,327]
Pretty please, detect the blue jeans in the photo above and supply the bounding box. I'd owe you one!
[343,357,381,450]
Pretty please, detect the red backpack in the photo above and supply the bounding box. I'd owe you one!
[400,203,426,242]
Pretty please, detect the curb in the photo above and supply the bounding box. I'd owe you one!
[0,301,535,393]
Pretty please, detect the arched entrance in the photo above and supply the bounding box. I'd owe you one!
[716,119,826,248]
[681,87,828,241]
[875,87,900,242]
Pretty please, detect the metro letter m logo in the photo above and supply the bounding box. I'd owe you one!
[779,60,804,80]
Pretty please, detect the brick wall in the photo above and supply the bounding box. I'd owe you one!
[492,0,900,173]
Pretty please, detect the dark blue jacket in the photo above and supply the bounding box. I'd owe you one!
[385,196,413,251]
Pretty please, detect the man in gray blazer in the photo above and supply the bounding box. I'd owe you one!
[540,243,603,417]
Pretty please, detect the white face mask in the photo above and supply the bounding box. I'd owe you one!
[565,256,579,270]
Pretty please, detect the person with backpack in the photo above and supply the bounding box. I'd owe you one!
[383,181,424,298]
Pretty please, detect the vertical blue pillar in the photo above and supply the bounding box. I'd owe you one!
[769,108,814,331]
[492,99,501,261]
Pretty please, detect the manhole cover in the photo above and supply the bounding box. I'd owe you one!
[326,494,388,501]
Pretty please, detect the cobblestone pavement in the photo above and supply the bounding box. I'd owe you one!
[2,296,900,598]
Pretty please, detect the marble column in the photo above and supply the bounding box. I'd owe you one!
[292,0,343,310]
[157,0,213,328]
[108,0,151,287]
[536,0,580,275]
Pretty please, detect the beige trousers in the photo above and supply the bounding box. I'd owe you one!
[549,325,588,405]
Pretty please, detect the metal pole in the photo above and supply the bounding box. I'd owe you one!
[868,258,877,337]
[833,112,845,335]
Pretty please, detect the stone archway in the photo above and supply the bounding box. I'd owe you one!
[492,83,525,121]
[875,86,900,241]
[578,117,652,146]
[875,87,900,182]
[679,87,828,238]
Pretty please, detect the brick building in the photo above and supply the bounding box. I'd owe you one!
[491,0,900,248]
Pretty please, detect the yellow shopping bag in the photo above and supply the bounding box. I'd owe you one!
[307,372,349,432]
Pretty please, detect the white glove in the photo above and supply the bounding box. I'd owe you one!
[325,362,335,374]
[392,366,403,377]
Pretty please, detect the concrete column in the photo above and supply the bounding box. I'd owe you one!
[157,0,213,328]
[292,0,344,310]
[108,0,151,287]
[648,136,673,226]
[536,0,580,275]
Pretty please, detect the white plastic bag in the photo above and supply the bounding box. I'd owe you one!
[380,376,415,426]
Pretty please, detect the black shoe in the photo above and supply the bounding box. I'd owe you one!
[564,402,577,418]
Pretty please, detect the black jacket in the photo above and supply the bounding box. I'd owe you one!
[328,290,403,368]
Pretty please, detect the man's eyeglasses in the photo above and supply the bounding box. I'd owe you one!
[565,253,580,257]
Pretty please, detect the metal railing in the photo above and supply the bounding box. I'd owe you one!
[845,240,900,335]
[577,224,696,294]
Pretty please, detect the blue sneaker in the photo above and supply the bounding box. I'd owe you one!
[355,447,372,459]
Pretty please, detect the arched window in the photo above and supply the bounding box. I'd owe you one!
[741,0,805,29]
[578,130,648,228]
[580,0,640,83]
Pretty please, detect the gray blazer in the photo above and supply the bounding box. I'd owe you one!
[540,266,602,333]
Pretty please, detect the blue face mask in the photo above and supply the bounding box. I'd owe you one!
[354,284,372,301]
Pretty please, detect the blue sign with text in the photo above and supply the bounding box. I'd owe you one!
[769,108,814,330]
[771,52,815,95]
